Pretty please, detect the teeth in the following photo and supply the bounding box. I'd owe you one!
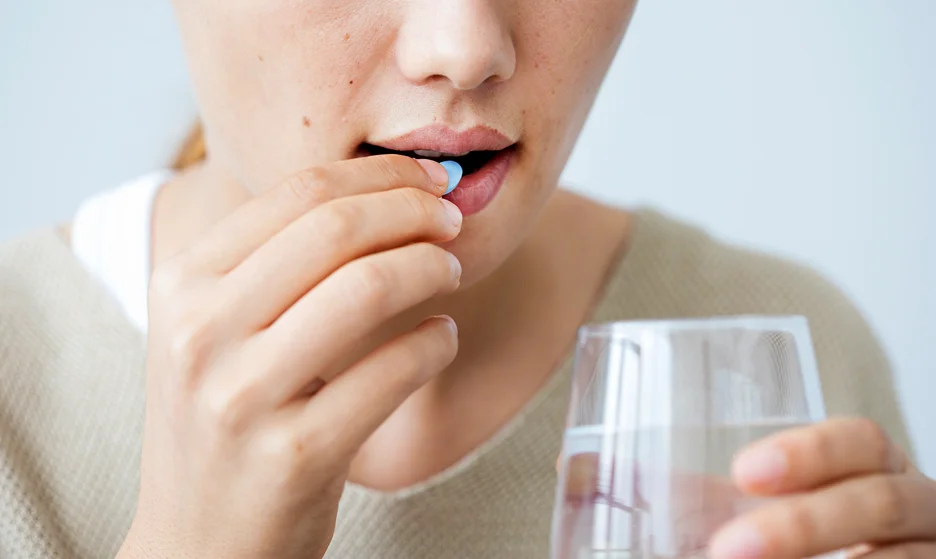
[413,149,470,158]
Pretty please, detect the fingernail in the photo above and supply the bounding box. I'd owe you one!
[416,159,449,187]
[429,315,458,337]
[446,251,462,280]
[444,316,459,336]
[709,523,766,559]
[733,445,788,487]
[440,198,463,227]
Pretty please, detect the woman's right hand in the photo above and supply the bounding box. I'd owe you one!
[118,155,462,559]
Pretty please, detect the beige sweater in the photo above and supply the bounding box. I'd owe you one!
[0,209,912,559]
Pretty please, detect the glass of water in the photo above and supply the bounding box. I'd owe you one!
[551,316,829,559]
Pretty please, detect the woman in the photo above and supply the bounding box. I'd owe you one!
[1,1,934,558]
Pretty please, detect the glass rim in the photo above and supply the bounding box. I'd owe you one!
[579,315,810,339]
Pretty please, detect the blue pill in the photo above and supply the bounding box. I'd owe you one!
[440,160,463,195]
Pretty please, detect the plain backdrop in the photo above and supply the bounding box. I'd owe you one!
[1,1,933,475]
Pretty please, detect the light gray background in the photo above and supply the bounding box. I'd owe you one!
[2,1,933,474]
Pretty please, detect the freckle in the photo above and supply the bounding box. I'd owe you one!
[257,54,264,62]
[343,33,350,41]
[302,116,311,127]
[534,61,540,69]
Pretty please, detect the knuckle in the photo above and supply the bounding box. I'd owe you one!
[798,424,836,468]
[869,476,908,533]
[399,188,438,225]
[166,314,216,375]
[149,259,191,300]
[352,259,394,310]
[200,383,251,434]
[853,417,895,470]
[783,499,820,550]
[318,202,362,243]
[372,154,413,186]
[257,428,309,480]
[286,167,330,205]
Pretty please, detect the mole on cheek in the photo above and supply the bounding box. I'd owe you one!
[302,116,311,127]
[343,33,350,41]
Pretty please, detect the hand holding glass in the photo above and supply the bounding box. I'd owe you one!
[551,316,830,559]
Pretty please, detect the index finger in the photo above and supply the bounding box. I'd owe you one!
[182,155,449,274]
[732,417,909,496]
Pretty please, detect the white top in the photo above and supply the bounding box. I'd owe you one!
[71,171,171,333]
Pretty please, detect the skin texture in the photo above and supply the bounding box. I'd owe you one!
[115,0,935,557]
[167,0,636,286]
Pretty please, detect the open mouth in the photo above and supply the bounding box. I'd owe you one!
[359,143,511,176]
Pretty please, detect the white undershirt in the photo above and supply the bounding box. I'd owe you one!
[71,171,172,333]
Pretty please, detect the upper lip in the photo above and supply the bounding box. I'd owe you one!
[369,125,515,154]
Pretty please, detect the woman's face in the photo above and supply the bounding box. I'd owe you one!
[172,0,636,285]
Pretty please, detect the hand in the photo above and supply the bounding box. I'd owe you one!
[119,155,462,559]
[710,417,936,558]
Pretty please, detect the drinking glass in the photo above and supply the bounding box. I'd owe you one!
[551,316,837,559]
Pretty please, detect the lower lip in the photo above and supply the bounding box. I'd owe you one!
[443,148,516,217]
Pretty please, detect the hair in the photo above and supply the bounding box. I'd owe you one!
[172,122,207,170]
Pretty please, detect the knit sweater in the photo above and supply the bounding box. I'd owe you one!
[0,209,912,559]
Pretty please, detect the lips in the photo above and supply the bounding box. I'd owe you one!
[368,124,514,154]
[359,124,517,216]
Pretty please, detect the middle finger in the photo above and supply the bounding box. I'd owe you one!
[219,187,462,332]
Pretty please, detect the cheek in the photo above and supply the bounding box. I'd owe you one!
[522,0,634,79]
[519,0,635,154]
[176,0,390,188]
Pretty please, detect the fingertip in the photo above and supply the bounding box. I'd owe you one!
[732,443,789,492]
[437,314,458,337]
[425,314,459,344]
[709,521,766,559]
[415,159,449,189]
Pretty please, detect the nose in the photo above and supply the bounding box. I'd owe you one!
[396,0,516,90]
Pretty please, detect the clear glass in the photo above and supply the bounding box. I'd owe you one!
[551,316,832,559]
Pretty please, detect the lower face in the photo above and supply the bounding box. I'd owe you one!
[172,0,637,286]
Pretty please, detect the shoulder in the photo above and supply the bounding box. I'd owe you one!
[608,209,914,452]
[0,229,141,360]
[0,230,85,364]
[0,228,72,308]
[0,233,146,556]
[611,210,867,323]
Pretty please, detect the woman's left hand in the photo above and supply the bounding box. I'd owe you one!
[710,417,936,558]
